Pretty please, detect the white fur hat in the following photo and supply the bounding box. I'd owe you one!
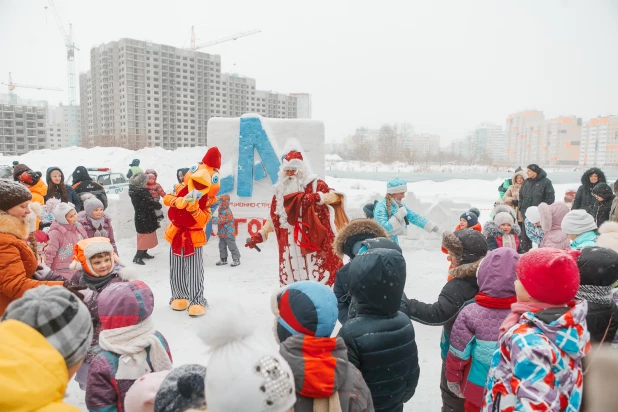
[200,303,296,412]
[47,198,76,225]
[69,237,116,275]
[494,212,515,227]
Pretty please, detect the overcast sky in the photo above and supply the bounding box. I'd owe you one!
[1,0,617,144]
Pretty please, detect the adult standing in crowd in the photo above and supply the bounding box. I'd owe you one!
[374,178,441,244]
[572,167,606,215]
[128,172,162,265]
[127,158,143,179]
[517,164,555,252]
[501,169,526,235]
[44,167,82,212]
[71,166,108,209]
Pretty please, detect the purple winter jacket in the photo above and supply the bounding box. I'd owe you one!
[44,221,87,280]
[78,211,118,255]
[538,202,570,250]
[446,248,519,408]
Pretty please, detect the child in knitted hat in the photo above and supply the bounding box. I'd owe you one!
[483,206,524,253]
[78,197,118,254]
[87,280,173,412]
[212,195,241,267]
[561,209,599,249]
[153,364,207,412]
[44,198,87,280]
[145,170,166,222]
[200,303,296,412]
[272,281,373,411]
[592,181,615,227]
[446,248,519,411]
[482,248,590,411]
[68,237,132,389]
[0,286,93,411]
[441,208,482,273]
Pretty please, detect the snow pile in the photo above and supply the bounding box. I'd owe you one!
[327,160,502,173]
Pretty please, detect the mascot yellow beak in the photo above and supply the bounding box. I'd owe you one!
[187,166,212,194]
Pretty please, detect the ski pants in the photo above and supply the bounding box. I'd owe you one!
[169,247,205,306]
[218,237,240,261]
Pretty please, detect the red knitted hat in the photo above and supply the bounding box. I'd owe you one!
[517,248,580,305]
[202,147,221,169]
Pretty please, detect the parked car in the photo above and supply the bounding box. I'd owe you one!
[66,168,130,194]
[0,165,13,180]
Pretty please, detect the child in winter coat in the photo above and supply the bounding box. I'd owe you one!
[537,201,570,250]
[362,200,377,219]
[87,281,173,412]
[446,248,519,412]
[44,199,87,280]
[145,170,166,222]
[482,248,590,411]
[339,246,419,412]
[483,210,524,253]
[592,181,615,227]
[523,206,544,247]
[211,195,240,267]
[406,229,487,412]
[78,197,118,255]
[442,208,482,278]
[561,209,599,249]
[0,285,93,411]
[273,281,373,411]
[68,237,130,389]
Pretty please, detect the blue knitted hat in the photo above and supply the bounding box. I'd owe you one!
[387,178,408,194]
[460,211,478,227]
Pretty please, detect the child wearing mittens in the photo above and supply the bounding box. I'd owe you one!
[44,199,87,280]
[78,197,118,255]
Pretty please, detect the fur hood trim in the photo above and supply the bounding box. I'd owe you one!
[0,212,29,239]
[483,220,521,237]
[130,172,148,188]
[333,218,388,257]
[599,221,618,234]
[449,259,481,279]
[117,265,138,281]
[511,170,527,185]
[442,231,463,259]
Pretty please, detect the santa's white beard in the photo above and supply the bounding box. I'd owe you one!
[274,170,306,229]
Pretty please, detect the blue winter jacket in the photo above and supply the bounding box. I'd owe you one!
[524,218,544,246]
[211,195,235,239]
[373,197,435,244]
[570,231,598,250]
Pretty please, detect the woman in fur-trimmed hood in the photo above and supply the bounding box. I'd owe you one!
[573,167,606,214]
[405,229,487,412]
[502,170,527,221]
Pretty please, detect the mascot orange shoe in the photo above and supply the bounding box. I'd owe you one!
[164,147,221,317]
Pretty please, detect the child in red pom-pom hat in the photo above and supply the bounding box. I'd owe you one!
[482,248,591,411]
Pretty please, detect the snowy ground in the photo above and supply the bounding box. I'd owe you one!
[8,147,575,410]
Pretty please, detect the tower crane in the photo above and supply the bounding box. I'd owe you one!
[187,27,261,51]
[47,0,80,146]
[1,72,62,102]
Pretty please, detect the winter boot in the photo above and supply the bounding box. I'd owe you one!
[133,251,145,265]
[188,304,206,317]
[143,250,155,259]
[231,260,240,267]
[216,258,228,266]
[170,299,189,311]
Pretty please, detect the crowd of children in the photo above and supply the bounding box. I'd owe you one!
[2,161,618,412]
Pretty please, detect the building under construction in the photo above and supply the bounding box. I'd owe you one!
[80,38,302,150]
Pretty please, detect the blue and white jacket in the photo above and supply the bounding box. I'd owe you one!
[373,197,436,244]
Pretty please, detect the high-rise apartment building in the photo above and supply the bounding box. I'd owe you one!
[463,122,506,164]
[579,116,618,167]
[290,93,312,118]
[46,103,82,149]
[0,94,48,156]
[542,116,582,166]
[411,133,440,157]
[80,38,298,150]
[505,110,545,166]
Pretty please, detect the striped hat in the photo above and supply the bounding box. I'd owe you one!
[2,285,93,368]
[272,281,338,343]
[387,178,408,194]
[98,280,154,330]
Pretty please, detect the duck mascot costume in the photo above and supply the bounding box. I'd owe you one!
[164,147,221,317]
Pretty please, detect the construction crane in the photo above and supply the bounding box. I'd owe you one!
[47,0,80,146]
[188,27,261,51]
[1,72,62,102]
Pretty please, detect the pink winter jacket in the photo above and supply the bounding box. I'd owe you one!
[44,221,87,280]
[538,202,570,250]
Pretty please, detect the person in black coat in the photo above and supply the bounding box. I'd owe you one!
[405,229,487,412]
[573,167,607,215]
[338,247,419,412]
[591,182,615,228]
[71,166,109,209]
[333,219,411,324]
[128,172,162,265]
[575,246,618,343]
[518,164,555,252]
[44,167,82,211]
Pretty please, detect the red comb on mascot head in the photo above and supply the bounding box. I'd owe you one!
[164,147,221,317]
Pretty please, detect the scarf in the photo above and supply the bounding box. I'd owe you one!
[501,233,517,250]
[98,317,173,380]
[88,216,108,237]
[79,271,116,291]
[475,292,517,309]
[576,285,613,305]
[313,393,342,412]
[499,301,565,338]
